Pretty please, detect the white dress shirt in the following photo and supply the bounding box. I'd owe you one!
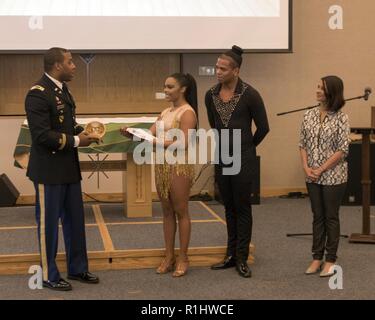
[45,73,80,148]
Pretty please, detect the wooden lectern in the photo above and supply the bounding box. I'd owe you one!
[122,153,152,218]
[349,127,375,243]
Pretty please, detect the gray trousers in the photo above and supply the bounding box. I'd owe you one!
[306,183,347,263]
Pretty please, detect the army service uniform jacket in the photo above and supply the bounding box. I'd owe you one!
[25,74,84,185]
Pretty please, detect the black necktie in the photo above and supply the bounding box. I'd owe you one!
[62,83,72,104]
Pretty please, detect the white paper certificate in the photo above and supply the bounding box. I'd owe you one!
[126,127,156,142]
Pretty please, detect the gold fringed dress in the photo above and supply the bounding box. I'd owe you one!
[155,104,196,200]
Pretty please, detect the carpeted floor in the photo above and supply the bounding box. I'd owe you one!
[0,198,374,300]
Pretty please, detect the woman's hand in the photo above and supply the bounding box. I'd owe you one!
[311,167,325,179]
[304,167,319,182]
[120,126,133,139]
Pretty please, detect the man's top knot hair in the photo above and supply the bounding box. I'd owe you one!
[221,45,244,68]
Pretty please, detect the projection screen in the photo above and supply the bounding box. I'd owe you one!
[0,0,292,52]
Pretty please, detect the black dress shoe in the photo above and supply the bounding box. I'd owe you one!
[211,256,236,270]
[43,278,72,291]
[68,272,99,284]
[236,262,252,278]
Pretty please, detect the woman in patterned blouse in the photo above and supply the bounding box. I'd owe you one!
[299,75,350,277]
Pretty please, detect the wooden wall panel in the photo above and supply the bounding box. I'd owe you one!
[0,53,180,115]
[0,55,42,111]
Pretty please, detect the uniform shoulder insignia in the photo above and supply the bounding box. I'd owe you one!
[30,85,45,92]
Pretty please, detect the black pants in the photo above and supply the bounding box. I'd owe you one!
[216,161,253,262]
[306,183,347,263]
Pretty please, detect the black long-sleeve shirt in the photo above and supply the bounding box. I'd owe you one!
[205,78,270,165]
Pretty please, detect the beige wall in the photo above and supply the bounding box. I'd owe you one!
[186,0,375,192]
[1,0,374,196]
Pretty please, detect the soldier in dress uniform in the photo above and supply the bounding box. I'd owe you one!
[25,47,100,291]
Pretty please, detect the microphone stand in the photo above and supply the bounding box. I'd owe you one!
[280,91,370,239]
[277,92,369,117]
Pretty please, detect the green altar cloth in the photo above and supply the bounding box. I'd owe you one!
[13,120,154,169]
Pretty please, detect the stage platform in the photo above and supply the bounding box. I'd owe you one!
[0,201,254,275]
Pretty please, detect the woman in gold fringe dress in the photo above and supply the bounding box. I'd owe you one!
[122,73,198,277]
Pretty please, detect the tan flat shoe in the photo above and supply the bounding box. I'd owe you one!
[320,264,336,278]
[305,261,323,275]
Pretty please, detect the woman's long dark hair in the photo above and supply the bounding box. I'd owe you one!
[322,75,345,112]
[169,73,198,122]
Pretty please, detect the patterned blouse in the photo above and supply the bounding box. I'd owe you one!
[299,107,351,185]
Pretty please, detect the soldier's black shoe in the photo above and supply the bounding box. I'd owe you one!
[43,278,72,291]
[211,256,236,270]
[68,272,99,284]
[236,262,252,278]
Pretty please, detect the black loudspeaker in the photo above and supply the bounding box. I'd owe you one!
[214,156,260,205]
[0,174,20,207]
[343,143,375,206]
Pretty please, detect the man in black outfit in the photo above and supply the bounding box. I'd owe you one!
[205,46,270,278]
[25,47,100,291]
